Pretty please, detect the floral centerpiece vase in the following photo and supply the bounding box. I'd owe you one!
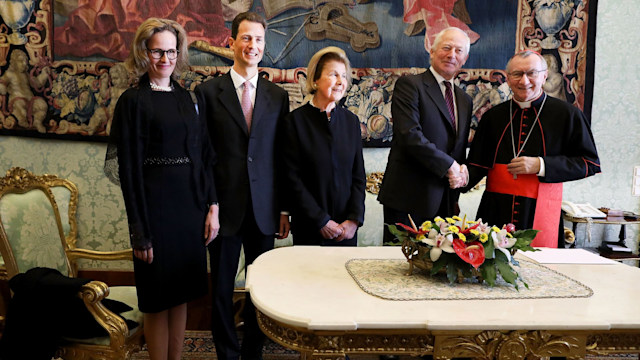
[389,215,539,290]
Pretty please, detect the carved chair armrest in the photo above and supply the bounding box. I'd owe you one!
[67,248,133,262]
[79,280,129,348]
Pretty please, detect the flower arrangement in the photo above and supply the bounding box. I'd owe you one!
[388,215,538,289]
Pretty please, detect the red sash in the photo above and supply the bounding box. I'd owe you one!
[486,164,562,248]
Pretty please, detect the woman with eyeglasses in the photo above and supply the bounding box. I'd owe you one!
[105,18,218,360]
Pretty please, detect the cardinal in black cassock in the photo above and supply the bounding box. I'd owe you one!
[465,51,600,248]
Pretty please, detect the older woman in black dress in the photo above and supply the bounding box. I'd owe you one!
[283,46,365,246]
[105,18,218,360]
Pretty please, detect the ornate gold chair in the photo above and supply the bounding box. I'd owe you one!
[0,167,144,359]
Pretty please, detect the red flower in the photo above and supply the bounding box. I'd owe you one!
[460,222,480,235]
[452,239,485,269]
[504,223,516,233]
[395,222,428,236]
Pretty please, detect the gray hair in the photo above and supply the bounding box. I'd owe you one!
[506,50,548,73]
[432,27,470,55]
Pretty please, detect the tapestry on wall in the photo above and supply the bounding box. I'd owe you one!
[0,0,596,147]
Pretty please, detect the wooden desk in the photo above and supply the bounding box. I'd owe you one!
[246,246,640,360]
[563,213,640,260]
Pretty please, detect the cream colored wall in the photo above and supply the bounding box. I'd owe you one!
[1,0,638,268]
[562,0,640,251]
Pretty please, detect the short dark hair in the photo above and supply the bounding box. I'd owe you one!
[231,12,267,39]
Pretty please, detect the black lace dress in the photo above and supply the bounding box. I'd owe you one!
[106,79,215,313]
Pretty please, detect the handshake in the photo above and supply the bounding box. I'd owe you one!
[447,161,468,189]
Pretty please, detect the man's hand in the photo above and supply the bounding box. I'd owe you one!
[204,204,220,246]
[458,164,469,187]
[507,156,540,176]
[320,220,343,240]
[335,220,358,242]
[447,161,467,189]
[134,247,154,264]
[277,214,290,239]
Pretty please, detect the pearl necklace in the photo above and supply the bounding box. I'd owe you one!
[149,82,174,92]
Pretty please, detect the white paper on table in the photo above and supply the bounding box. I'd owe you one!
[520,248,619,264]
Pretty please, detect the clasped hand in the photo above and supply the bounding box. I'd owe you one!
[447,161,468,189]
[320,219,358,242]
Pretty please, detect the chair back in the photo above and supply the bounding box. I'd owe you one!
[0,167,76,279]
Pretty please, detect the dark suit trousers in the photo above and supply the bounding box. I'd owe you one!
[382,190,459,245]
[208,202,274,360]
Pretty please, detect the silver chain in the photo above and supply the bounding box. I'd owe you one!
[509,94,547,159]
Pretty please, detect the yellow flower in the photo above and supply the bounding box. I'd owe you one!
[506,232,513,238]
[420,220,432,231]
[434,216,444,223]
[470,229,480,236]
[446,217,456,224]
[452,215,462,221]
[479,233,488,243]
[448,226,459,233]
[458,233,466,241]
[416,234,426,241]
[491,226,501,233]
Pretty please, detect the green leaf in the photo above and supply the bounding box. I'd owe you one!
[446,263,458,284]
[483,236,495,259]
[496,260,518,288]
[431,256,447,275]
[386,224,410,243]
[495,249,509,262]
[512,230,540,253]
[513,229,539,240]
[480,259,497,286]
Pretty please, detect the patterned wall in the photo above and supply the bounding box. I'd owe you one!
[1,0,639,269]
[563,0,640,254]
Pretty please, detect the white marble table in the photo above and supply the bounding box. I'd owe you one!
[246,246,640,360]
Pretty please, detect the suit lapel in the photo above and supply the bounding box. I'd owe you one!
[218,73,249,135]
[454,85,469,135]
[422,71,456,133]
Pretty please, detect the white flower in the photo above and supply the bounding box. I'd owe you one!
[475,219,491,234]
[492,229,517,261]
[424,229,455,261]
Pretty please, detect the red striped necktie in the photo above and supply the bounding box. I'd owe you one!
[443,81,456,130]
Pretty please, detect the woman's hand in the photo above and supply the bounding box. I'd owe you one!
[134,248,154,264]
[320,220,343,240]
[335,220,358,242]
[204,204,220,246]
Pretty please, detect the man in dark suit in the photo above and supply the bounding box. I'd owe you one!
[378,27,473,244]
[194,12,290,360]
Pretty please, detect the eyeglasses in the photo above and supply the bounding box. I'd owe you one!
[508,69,546,80]
[148,49,179,60]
